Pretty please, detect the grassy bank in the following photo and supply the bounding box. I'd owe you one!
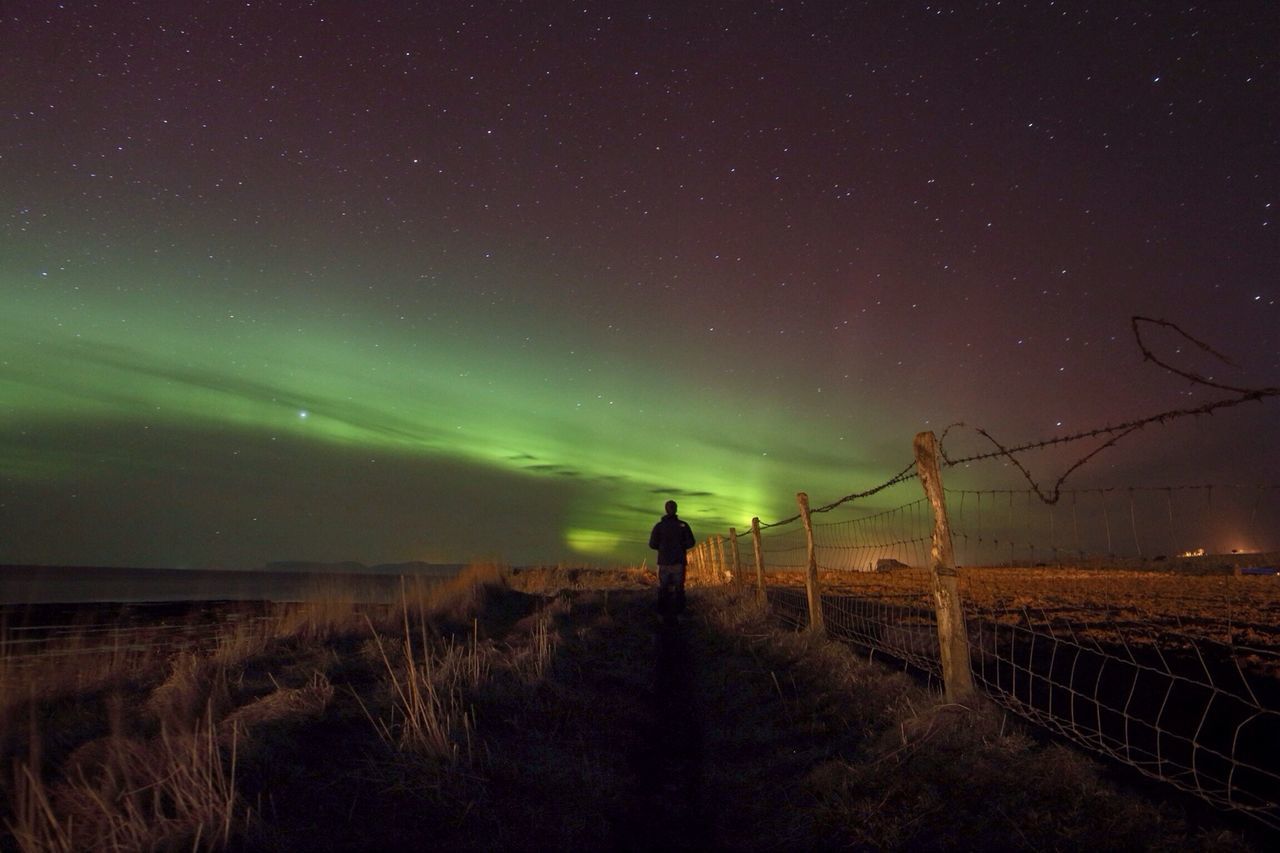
[0,567,1264,851]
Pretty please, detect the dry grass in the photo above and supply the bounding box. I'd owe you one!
[0,561,564,850]
[8,715,242,852]
[145,652,234,732]
[702,584,1261,851]
[0,623,170,719]
[507,564,650,594]
[358,612,480,765]
[3,566,1262,850]
[524,606,557,680]
[420,561,509,623]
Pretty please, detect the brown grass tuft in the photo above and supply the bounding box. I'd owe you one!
[218,671,333,745]
[8,714,244,852]
[144,653,233,732]
[416,561,509,623]
[359,613,477,766]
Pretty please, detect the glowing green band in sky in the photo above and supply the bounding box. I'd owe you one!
[1,260,893,565]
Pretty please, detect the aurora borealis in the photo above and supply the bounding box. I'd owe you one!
[2,2,1277,568]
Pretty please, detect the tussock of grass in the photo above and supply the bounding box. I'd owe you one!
[359,612,482,766]
[9,716,243,852]
[523,606,558,681]
[218,672,333,750]
[144,652,233,732]
[423,561,509,624]
[802,709,1180,851]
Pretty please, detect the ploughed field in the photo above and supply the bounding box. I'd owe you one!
[764,563,1280,676]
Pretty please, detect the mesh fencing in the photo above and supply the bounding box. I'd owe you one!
[764,586,808,631]
[956,562,1280,826]
[740,474,1280,829]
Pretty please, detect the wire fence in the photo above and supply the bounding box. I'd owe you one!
[699,318,1280,828]
[959,565,1280,823]
[701,470,1280,829]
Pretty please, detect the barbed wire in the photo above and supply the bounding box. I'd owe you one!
[943,484,1280,497]
[758,462,917,529]
[938,316,1278,504]
[751,317,1275,526]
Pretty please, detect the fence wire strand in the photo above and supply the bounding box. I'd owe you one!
[938,317,1279,504]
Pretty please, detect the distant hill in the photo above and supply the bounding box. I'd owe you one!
[261,560,464,576]
[370,561,466,576]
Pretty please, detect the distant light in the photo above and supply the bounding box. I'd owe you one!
[1178,548,1205,557]
[298,410,309,419]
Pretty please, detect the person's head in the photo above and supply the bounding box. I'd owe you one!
[664,499,678,516]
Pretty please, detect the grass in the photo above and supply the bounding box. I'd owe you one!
[700,585,1262,850]
[8,713,240,852]
[357,611,478,765]
[0,562,533,850]
[0,565,1268,851]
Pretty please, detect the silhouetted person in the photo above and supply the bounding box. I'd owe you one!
[649,499,695,619]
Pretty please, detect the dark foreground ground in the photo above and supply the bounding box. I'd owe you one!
[3,578,1270,851]
[242,589,1264,850]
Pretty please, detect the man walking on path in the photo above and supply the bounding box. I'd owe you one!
[649,500,696,619]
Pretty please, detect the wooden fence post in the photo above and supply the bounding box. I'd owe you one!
[713,535,726,583]
[796,492,825,633]
[913,431,976,703]
[729,528,743,585]
[751,517,766,599]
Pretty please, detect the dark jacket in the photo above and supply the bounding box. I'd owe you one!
[649,514,695,565]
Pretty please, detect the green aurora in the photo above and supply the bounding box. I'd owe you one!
[1,260,894,567]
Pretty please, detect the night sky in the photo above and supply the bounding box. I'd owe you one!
[2,1,1277,569]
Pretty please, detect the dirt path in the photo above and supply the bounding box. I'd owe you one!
[612,613,711,850]
[461,588,830,851]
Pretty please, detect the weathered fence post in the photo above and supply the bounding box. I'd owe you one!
[729,527,743,585]
[796,492,826,634]
[751,517,766,600]
[913,431,976,703]
[714,534,727,583]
